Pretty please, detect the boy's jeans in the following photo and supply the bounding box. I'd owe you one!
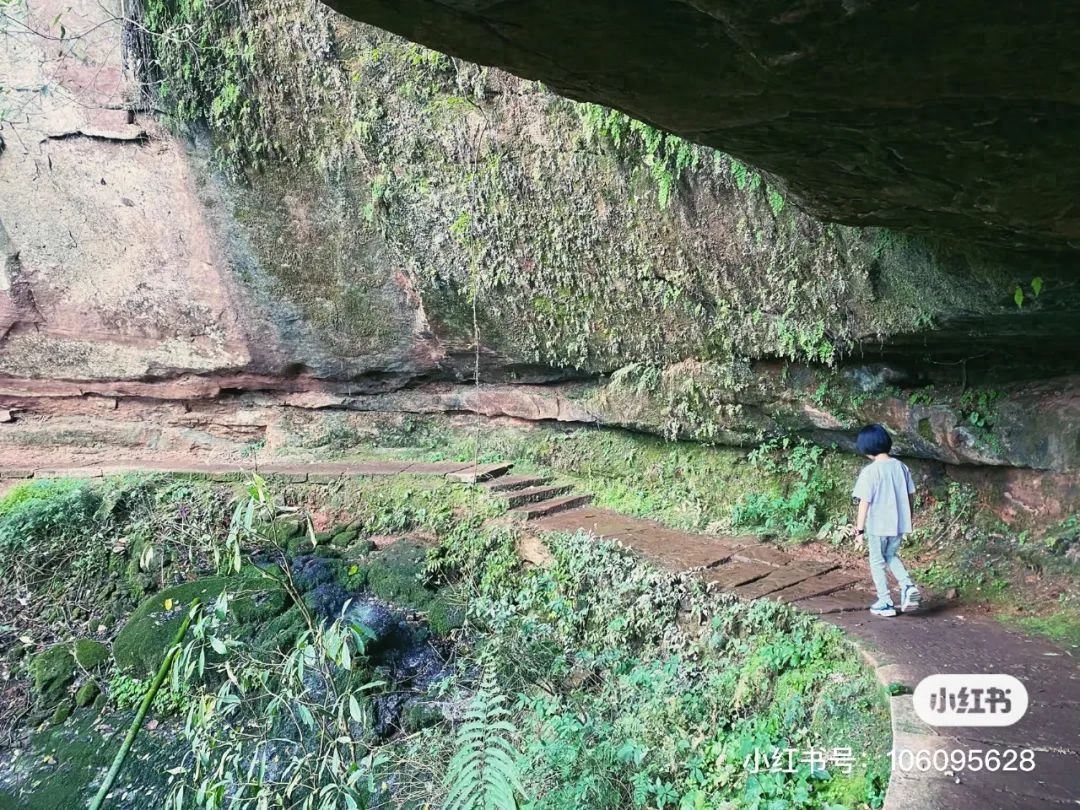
[867,534,913,606]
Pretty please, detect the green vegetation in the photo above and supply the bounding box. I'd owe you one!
[1002,603,1080,651]
[133,0,972,380]
[422,528,890,809]
[162,502,888,808]
[730,439,837,537]
[138,0,266,169]
[354,419,861,539]
[1013,276,1045,309]
[443,663,525,810]
[579,103,701,210]
[299,418,1080,653]
[0,472,890,808]
[108,672,188,715]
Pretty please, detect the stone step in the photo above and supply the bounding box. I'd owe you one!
[732,561,838,601]
[484,474,551,492]
[793,587,877,616]
[610,531,739,571]
[446,462,513,484]
[702,561,775,590]
[510,493,593,521]
[730,542,792,567]
[769,569,862,604]
[504,484,573,508]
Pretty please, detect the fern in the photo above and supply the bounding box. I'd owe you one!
[444,665,524,810]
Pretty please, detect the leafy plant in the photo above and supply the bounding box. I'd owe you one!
[1015,276,1044,308]
[579,103,699,210]
[108,673,190,716]
[958,388,1003,436]
[0,480,102,583]
[167,592,385,810]
[731,439,836,536]
[444,662,524,810]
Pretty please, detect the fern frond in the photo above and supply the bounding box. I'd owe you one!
[444,660,524,810]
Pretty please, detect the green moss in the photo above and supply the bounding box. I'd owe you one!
[253,604,307,653]
[331,526,360,547]
[344,538,378,558]
[1001,608,1080,651]
[72,640,108,671]
[29,645,77,709]
[425,590,466,637]
[7,711,178,808]
[400,701,444,733]
[49,702,73,726]
[21,639,106,722]
[258,517,305,546]
[113,575,287,675]
[366,539,436,609]
[74,681,100,708]
[339,561,369,591]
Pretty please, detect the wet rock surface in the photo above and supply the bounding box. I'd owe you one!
[0,534,463,807]
[324,0,1080,252]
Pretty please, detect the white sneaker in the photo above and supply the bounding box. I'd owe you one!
[870,602,897,618]
[901,585,921,612]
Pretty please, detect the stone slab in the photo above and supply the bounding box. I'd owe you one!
[34,467,103,478]
[615,531,740,571]
[504,484,573,508]
[533,508,654,538]
[446,462,513,483]
[771,568,862,603]
[733,561,837,600]
[484,474,549,492]
[730,542,793,567]
[511,493,592,520]
[702,561,776,590]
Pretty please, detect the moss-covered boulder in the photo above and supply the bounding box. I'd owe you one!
[73,639,108,670]
[253,605,306,653]
[343,538,378,558]
[425,590,467,638]
[30,646,77,710]
[331,526,360,547]
[114,575,287,675]
[74,680,100,708]
[366,539,434,609]
[257,517,305,546]
[28,639,109,713]
[400,700,444,734]
[50,701,73,725]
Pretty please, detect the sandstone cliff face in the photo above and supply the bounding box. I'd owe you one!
[0,0,1078,477]
[323,0,1080,253]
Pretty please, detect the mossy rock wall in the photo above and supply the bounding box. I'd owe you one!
[136,0,1080,389]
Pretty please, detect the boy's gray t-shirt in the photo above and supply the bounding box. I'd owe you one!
[852,458,915,536]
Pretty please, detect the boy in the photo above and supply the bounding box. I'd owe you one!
[849,424,921,617]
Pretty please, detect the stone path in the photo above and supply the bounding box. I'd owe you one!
[0,459,500,481]
[15,458,1080,809]
[503,472,1080,810]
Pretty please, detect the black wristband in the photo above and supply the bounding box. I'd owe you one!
[855,528,865,536]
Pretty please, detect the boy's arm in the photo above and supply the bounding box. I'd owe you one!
[854,499,870,536]
[905,464,916,530]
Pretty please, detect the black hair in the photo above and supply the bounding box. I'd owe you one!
[856,423,892,456]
